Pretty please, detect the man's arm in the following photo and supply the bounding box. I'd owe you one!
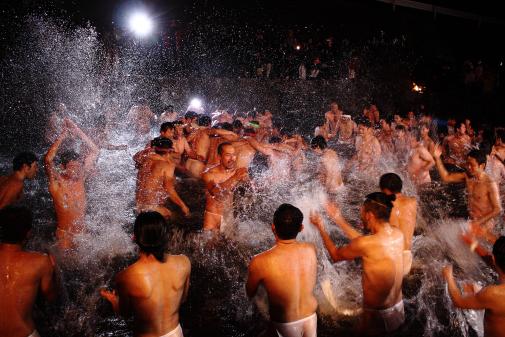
[39,255,57,302]
[44,129,67,184]
[203,168,248,199]
[473,181,502,227]
[443,265,491,309]
[419,147,435,170]
[245,257,262,298]
[163,164,190,216]
[432,145,465,183]
[66,119,99,173]
[246,137,274,156]
[181,256,191,303]
[325,202,362,239]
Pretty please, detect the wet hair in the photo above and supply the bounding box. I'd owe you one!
[269,136,282,144]
[160,122,175,133]
[273,204,303,240]
[355,116,372,128]
[496,129,505,143]
[311,136,327,150]
[232,119,243,130]
[0,206,33,244]
[13,152,37,171]
[218,142,233,155]
[493,236,505,271]
[59,150,80,166]
[134,212,168,262]
[395,124,406,132]
[151,137,173,151]
[243,128,256,136]
[220,122,233,131]
[467,149,486,166]
[379,173,403,193]
[198,115,211,127]
[184,111,198,119]
[363,192,396,222]
[455,119,466,131]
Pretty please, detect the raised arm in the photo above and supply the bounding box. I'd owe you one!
[65,119,99,173]
[432,145,465,183]
[442,265,490,309]
[246,137,274,156]
[44,129,67,183]
[325,202,362,239]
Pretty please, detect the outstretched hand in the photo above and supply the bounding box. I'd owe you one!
[309,211,325,231]
[442,264,453,281]
[325,201,343,223]
[431,144,442,158]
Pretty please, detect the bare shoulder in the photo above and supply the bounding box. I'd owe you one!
[202,165,220,177]
[167,254,191,269]
[298,241,317,255]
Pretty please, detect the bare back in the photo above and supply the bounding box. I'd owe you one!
[0,175,24,209]
[116,255,190,337]
[0,248,55,337]
[482,284,505,337]
[136,158,174,207]
[390,195,417,250]
[49,175,86,232]
[466,173,500,222]
[248,242,318,322]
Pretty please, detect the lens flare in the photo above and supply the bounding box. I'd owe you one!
[129,12,153,37]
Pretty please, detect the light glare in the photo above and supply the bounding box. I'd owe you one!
[129,12,153,37]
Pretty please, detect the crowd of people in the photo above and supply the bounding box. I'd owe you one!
[2,98,505,337]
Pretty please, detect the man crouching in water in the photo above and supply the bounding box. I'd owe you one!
[45,118,99,249]
[135,137,190,219]
[202,142,249,231]
[311,193,408,336]
[0,206,57,337]
[101,212,191,337]
[246,204,318,337]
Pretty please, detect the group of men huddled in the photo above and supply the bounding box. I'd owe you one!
[1,99,505,337]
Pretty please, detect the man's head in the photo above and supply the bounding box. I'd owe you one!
[466,149,486,177]
[272,203,303,240]
[355,116,372,136]
[361,192,395,230]
[379,173,403,195]
[395,124,407,138]
[134,211,168,262]
[269,136,282,144]
[218,142,236,170]
[311,135,327,151]
[492,236,505,273]
[455,120,466,135]
[59,150,81,180]
[496,129,505,145]
[198,115,211,127]
[151,137,173,156]
[330,101,339,113]
[160,122,176,138]
[184,111,198,124]
[420,124,430,137]
[0,206,33,244]
[232,119,243,132]
[13,152,38,179]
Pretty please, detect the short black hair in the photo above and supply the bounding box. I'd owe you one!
[379,173,403,193]
[220,122,233,131]
[269,136,282,144]
[455,119,466,131]
[492,236,505,271]
[218,142,233,155]
[467,149,487,166]
[496,129,505,143]
[363,192,396,222]
[273,204,303,240]
[395,124,406,131]
[134,212,169,262]
[0,206,33,244]
[59,150,80,166]
[232,119,243,129]
[13,152,37,171]
[151,137,173,150]
[160,122,175,133]
[198,115,211,127]
[311,136,327,150]
[355,116,372,128]
[185,111,198,119]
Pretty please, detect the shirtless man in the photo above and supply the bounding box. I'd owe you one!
[231,128,257,169]
[379,173,416,273]
[338,115,356,143]
[442,236,505,337]
[377,119,394,154]
[127,102,156,140]
[202,142,249,231]
[0,206,57,337]
[159,122,198,167]
[420,123,436,154]
[185,115,211,178]
[246,204,318,337]
[135,137,190,219]
[246,136,296,184]
[433,147,502,244]
[311,192,408,336]
[45,118,99,249]
[442,120,472,169]
[101,212,191,337]
[354,117,382,172]
[324,101,342,139]
[364,104,380,125]
[311,136,343,193]
[159,105,178,123]
[407,132,435,185]
[0,152,38,209]
[487,130,505,184]
[393,125,411,164]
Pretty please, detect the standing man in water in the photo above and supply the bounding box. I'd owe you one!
[408,130,435,186]
[246,204,318,337]
[379,173,416,274]
[202,142,249,231]
[0,152,38,209]
[354,117,382,173]
[135,137,190,219]
[442,120,472,170]
[442,236,505,337]
[45,118,99,249]
[310,136,343,193]
[324,100,342,139]
[101,212,191,337]
[0,206,57,337]
[311,193,408,336]
[432,147,502,245]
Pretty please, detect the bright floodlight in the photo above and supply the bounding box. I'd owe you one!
[129,12,153,37]
[189,98,202,110]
